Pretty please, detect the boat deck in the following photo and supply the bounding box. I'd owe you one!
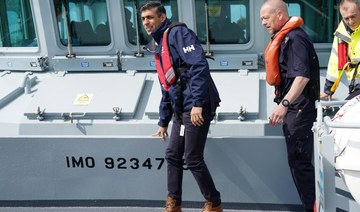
[0,207,295,212]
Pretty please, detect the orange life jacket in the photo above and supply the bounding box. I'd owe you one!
[155,27,176,91]
[264,17,304,86]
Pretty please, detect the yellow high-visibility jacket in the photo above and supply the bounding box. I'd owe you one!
[324,21,360,95]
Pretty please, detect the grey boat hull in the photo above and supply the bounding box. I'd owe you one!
[0,136,301,210]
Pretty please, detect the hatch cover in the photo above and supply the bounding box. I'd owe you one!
[145,73,260,120]
[212,72,259,120]
[24,73,145,120]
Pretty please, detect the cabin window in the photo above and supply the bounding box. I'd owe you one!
[0,0,37,47]
[284,0,340,43]
[54,0,110,46]
[195,0,250,44]
[124,0,179,45]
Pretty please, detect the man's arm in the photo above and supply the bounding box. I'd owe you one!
[153,86,172,141]
[170,27,209,126]
[170,26,210,107]
[321,36,339,100]
[283,76,310,103]
[269,76,309,126]
[158,86,173,127]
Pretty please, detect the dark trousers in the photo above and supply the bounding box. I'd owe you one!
[165,108,221,203]
[283,110,316,211]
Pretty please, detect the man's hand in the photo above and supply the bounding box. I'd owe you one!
[191,106,204,126]
[152,127,168,141]
[320,91,332,101]
[269,104,287,126]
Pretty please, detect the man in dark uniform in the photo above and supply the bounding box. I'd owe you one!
[260,1,320,211]
[140,1,222,212]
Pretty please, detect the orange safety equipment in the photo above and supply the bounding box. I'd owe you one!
[264,17,303,86]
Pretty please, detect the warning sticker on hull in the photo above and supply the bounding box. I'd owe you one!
[73,93,93,105]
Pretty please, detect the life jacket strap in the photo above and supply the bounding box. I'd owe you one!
[330,62,357,93]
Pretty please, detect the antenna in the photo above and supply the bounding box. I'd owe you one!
[134,3,144,57]
[63,0,75,58]
[204,1,213,57]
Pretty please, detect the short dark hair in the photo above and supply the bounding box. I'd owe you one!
[139,1,166,17]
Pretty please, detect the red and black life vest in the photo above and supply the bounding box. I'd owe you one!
[154,23,186,91]
[155,27,176,91]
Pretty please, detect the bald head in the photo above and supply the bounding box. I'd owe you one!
[261,0,289,17]
[260,0,290,34]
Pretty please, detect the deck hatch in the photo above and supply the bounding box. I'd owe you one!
[212,72,260,120]
[24,73,145,120]
[145,72,260,120]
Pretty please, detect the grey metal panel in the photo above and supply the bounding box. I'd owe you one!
[121,54,258,72]
[208,54,258,70]
[0,72,37,108]
[0,56,48,71]
[212,72,260,120]
[24,73,145,120]
[121,55,156,71]
[52,55,120,72]
[317,51,331,68]
[0,136,300,206]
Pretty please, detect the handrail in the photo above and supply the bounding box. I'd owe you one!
[323,116,360,129]
[316,100,348,126]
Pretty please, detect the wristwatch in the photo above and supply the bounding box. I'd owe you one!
[281,99,290,107]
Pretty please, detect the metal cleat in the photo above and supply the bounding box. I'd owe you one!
[238,106,246,121]
[113,107,122,121]
[36,106,45,121]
